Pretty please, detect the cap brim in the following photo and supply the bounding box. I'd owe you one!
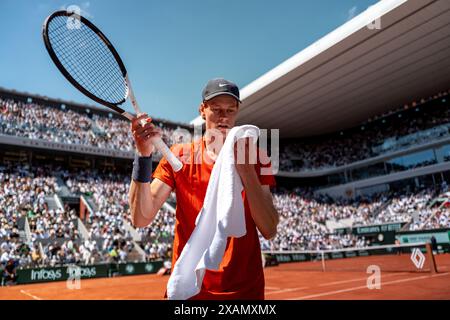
[204,92,241,103]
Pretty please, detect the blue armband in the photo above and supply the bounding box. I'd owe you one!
[132,154,153,183]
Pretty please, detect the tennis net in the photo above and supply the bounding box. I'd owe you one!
[262,242,446,273]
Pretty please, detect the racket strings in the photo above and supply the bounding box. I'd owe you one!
[51,25,114,94]
[47,15,127,104]
[50,19,124,101]
[55,23,124,101]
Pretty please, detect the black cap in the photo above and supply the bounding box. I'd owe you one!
[202,78,241,103]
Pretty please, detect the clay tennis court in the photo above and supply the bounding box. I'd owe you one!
[1,254,449,300]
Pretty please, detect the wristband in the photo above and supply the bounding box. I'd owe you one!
[132,154,153,183]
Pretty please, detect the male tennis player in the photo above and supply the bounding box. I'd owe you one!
[128,78,279,300]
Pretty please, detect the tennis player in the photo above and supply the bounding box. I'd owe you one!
[128,78,279,300]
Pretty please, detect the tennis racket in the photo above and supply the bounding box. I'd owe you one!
[42,10,183,172]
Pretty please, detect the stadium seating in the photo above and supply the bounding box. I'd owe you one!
[279,99,450,172]
[0,95,448,272]
[0,98,185,153]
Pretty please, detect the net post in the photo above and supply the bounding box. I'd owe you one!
[425,243,438,274]
[321,251,326,272]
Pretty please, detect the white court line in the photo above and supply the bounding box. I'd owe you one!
[265,274,406,295]
[265,286,281,290]
[318,272,409,287]
[266,286,310,295]
[288,272,450,300]
[20,290,42,300]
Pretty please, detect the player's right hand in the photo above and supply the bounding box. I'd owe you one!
[131,113,162,157]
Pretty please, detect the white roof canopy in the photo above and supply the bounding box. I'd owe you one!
[191,0,450,138]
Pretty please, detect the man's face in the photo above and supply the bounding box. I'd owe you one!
[200,95,239,136]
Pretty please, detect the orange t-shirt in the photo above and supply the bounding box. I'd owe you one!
[152,137,276,300]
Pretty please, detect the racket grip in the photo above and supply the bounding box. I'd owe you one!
[122,111,182,171]
[152,137,183,172]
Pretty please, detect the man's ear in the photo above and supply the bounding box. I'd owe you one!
[199,103,206,120]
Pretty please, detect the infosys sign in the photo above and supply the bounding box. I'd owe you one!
[18,265,108,284]
[30,268,63,281]
[16,262,163,285]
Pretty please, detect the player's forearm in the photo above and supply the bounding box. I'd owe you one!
[128,180,158,227]
[240,170,279,240]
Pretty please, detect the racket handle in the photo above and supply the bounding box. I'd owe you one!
[152,137,183,172]
[122,112,134,121]
[122,111,183,172]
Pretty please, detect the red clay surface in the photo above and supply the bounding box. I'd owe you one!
[1,254,449,300]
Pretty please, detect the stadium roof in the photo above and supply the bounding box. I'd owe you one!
[191,0,450,138]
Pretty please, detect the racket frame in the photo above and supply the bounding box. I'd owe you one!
[43,10,183,172]
[43,10,127,114]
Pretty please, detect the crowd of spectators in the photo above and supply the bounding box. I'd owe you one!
[0,165,58,238]
[0,98,188,154]
[1,90,449,286]
[355,183,449,230]
[280,97,450,172]
[28,207,79,241]
[2,163,448,271]
[3,94,448,173]
[64,170,174,262]
[137,205,174,262]
[363,188,435,226]
[415,208,449,230]
[1,158,449,283]
[261,184,449,251]
[0,237,35,270]
[407,183,449,230]
[64,170,138,263]
[260,188,375,251]
[0,165,63,275]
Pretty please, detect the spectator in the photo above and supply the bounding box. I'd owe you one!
[2,259,17,285]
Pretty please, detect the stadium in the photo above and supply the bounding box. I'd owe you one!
[1,0,450,301]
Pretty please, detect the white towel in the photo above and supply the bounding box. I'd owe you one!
[166,125,260,300]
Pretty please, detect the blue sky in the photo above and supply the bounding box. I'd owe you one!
[0,0,378,123]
